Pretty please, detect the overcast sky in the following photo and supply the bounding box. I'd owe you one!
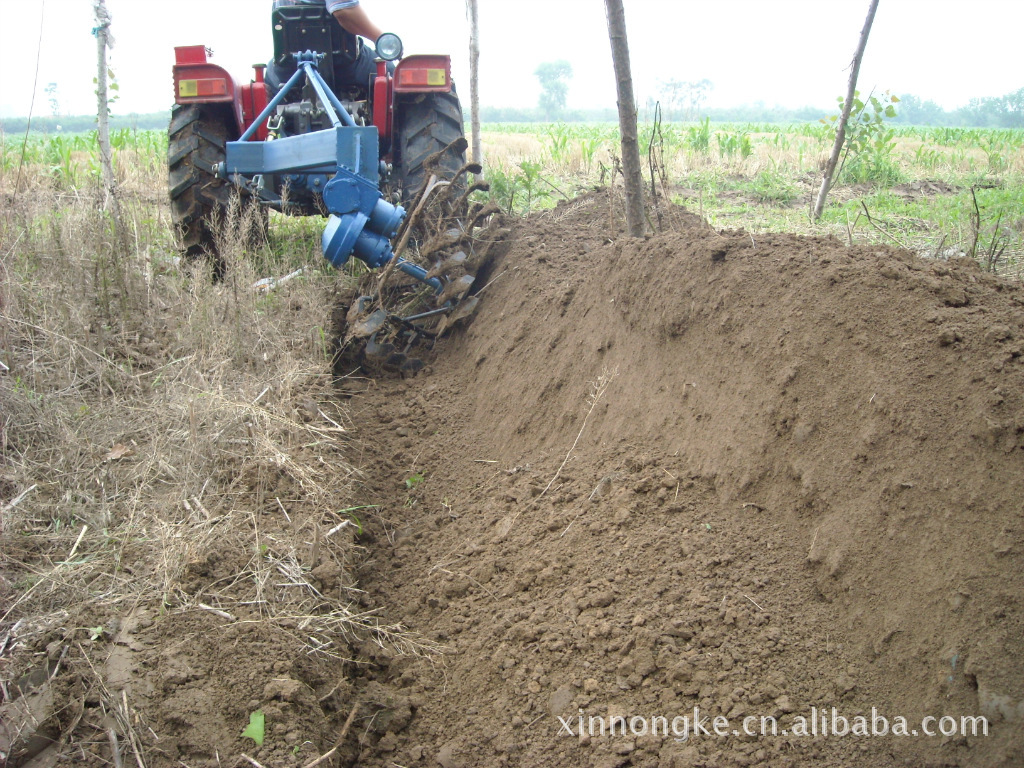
[1,0,1021,119]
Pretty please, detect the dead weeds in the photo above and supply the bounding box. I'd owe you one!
[0,159,436,765]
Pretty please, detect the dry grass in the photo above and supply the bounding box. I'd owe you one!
[0,151,439,757]
[478,132,546,173]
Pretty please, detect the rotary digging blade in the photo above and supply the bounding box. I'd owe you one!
[333,140,504,379]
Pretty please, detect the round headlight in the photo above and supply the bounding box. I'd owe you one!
[375,33,403,62]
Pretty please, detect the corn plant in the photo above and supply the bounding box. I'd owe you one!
[45,137,81,189]
[486,160,551,214]
[579,135,602,174]
[545,124,571,165]
[914,145,945,173]
[716,130,753,161]
[686,117,712,155]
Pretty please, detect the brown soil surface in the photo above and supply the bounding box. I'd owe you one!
[6,191,1024,768]
[336,193,1024,768]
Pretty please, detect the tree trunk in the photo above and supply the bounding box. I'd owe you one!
[604,0,645,237]
[813,0,880,221]
[466,0,482,180]
[93,0,120,222]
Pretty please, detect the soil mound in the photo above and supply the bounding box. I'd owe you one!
[341,192,1024,768]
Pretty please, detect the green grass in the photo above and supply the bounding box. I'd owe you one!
[5,120,1023,274]
[481,119,1023,275]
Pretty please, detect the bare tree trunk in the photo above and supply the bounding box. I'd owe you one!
[93,0,121,224]
[813,0,879,221]
[604,0,645,237]
[466,0,482,180]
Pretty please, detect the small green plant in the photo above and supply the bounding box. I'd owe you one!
[579,135,602,174]
[914,145,944,172]
[716,130,753,161]
[823,90,902,183]
[545,124,571,165]
[487,161,551,215]
[12,376,42,402]
[314,326,331,360]
[45,138,79,189]
[747,169,798,206]
[337,505,378,534]
[405,472,425,490]
[242,710,265,746]
[980,134,1009,174]
[517,160,546,211]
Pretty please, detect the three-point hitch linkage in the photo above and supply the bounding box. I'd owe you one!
[215,50,488,373]
[220,52,442,293]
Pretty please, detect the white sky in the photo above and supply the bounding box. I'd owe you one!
[1,0,1021,119]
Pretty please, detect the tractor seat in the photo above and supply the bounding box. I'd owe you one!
[268,0,360,95]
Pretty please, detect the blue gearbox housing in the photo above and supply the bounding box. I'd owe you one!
[321,169,405,269]
[222,51,441,292]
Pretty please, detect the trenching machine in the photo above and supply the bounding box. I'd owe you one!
[169,1,498,373]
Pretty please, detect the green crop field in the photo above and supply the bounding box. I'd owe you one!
[479,120,1024,276]
[2,116,1022,277]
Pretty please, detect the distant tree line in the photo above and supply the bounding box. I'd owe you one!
[1,112,170,135]
[891,88,1024,128]
[2,86,1022,133]
[482,84,1024,126]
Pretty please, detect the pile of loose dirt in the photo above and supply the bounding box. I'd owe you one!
[334,191,1024,768]
[9,189,1020,768]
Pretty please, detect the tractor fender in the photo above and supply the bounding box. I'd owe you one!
[393,55,453,94]
[172,46,250,137]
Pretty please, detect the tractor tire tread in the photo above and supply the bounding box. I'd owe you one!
[168,103,202,136]
[395,90,466,203]
[168,105,238,259]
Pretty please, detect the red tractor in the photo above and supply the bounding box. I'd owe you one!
[169,1,494,372]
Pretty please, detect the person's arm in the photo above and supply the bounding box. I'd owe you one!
[331,4,384,41]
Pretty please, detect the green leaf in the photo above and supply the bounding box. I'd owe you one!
[242,710,265,746]
[884,105,897,118]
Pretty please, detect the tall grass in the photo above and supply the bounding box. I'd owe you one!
[0,133,446,761]
[1,142,348,601]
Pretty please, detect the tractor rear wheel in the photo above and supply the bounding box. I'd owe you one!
[394,90,466,204]
[168,104,233,264]
[168,105,267,276]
